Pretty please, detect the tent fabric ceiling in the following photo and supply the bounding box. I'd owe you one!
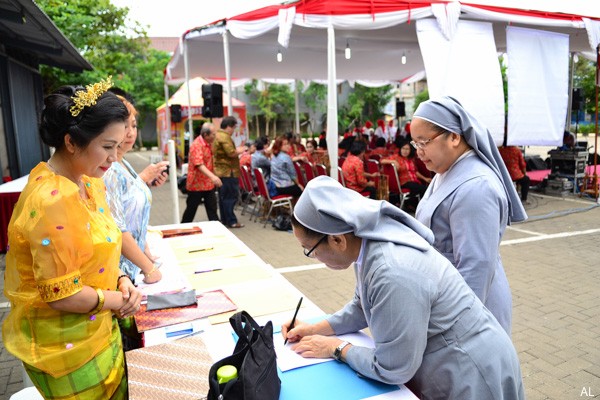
[0,0,91,72]
[165,0,600,84]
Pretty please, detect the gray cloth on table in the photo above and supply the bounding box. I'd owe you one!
[146,290,198,311]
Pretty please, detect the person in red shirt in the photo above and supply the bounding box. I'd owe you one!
[381,139,430,210]
[498,146,530,203]
[181,123,222,222]
[239,141,255,170]
[342,140,377,199]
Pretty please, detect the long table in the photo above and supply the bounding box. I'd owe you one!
[129,221,417,400]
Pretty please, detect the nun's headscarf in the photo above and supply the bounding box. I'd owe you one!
[294,176,434,252]
[413,96,527,223]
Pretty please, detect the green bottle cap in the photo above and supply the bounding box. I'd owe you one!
[217,365,238,384]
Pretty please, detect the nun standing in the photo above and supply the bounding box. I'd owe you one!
[283,176,524,400]
[412,97,527,335]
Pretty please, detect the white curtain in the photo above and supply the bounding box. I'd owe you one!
[417,19,505,143]
[507,26,569,146]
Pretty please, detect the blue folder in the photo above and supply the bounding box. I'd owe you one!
[278,361,398,400]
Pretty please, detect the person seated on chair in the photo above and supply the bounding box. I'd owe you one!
[558,130,576,151]
[498,145,530,204]
[299,139,318,164]
[282,176,525,400]
[239,140,256,171]
[251,136,271,181]
[284,131,306,161]
[271,136,304,199]
[381,138,430,210]
[342,140,378,199]
[368,137,388,158]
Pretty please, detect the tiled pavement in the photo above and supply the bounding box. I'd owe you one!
[1,149,599,399]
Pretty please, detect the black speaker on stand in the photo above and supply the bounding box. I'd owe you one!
[170,104,182,123]
[395,100,406,118]
[202,83,224,118]
[572,88,583,134]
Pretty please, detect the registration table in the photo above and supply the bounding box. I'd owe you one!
[0,175,28,252]
[128,221,417,400]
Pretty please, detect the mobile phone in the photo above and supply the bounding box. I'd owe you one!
[151,165,169,186]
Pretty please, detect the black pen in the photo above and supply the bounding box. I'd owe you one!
[189,247,214,253]
[194,268,222,274]
[284,297,303,345]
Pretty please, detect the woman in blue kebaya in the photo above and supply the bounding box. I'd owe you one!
[104,95,167,284]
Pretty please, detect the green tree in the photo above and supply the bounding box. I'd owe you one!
[345,84,394,125]
[36,0,171,132]
[302,82,327,113]
[413,89,429,113]
[244,80,295,137]
[572,57,597,116]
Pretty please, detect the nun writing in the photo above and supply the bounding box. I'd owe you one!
[282,176,524,400]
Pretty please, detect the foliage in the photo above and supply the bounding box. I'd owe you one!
[500,56,508,113]
[572,57,597,116]
[36,0,172,128]
[243,79,295,136]
[413,89,429,112]
[302,82,327,113]
[346,84,394,124]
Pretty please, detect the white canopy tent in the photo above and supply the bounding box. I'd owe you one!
[164,0,600,179]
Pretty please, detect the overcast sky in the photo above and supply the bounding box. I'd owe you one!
[111,0,284,37]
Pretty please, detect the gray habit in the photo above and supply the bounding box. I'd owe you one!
[414,96,527,334]
[294,176,524,400]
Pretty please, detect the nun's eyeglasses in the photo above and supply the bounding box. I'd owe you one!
[304,235,328,258]
[410,131,446,149]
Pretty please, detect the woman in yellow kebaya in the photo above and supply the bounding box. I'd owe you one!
[2,78,142,399]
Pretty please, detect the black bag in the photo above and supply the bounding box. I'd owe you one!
[178,174,188,194]
[207,311,280,400]
[272,214,291,231]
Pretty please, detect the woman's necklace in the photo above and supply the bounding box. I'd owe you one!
[47,159,89,201]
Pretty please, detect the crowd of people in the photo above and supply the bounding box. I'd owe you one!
[3,74,530,399]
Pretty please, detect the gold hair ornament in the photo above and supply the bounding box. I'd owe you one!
[69,76,113,117]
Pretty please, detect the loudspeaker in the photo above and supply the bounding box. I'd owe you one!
[202,83,223,118]
[170,104,182,123]
[396,100,406,117]
[572,88,584,111]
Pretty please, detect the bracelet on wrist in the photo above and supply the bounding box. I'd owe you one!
[117,274,131,285]
[143,266,157,278]
[90,288,105,315]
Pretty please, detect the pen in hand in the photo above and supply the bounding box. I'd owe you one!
[284,296,303,345]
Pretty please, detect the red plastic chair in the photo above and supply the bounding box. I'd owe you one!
[365,159,380,188]
[300,161,316,183]
[337,166,346,187]
[239,165,258,216]
[339,166,370,197]
[382,163,405,209]
[293,161,307,187]
[315,164,327,177]
[253,168,294,228]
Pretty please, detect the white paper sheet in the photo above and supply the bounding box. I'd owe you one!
[275,331,375,372]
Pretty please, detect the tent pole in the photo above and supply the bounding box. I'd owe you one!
[294,79,301,137]
[163,82,171,154]
[223,30,234,119]
[566,52,576,132]
[594,44,599,201]
[326,26,339,180]
[183,40,194,140]
[167,140,180,224]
